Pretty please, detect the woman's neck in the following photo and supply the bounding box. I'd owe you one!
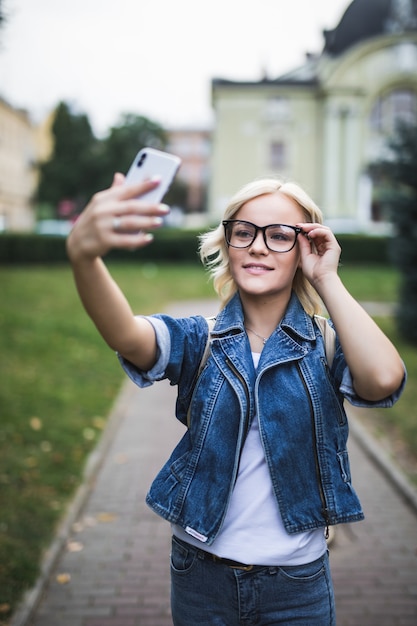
[240,291,291,343]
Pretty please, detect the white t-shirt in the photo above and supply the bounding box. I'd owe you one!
[173,352,326,565]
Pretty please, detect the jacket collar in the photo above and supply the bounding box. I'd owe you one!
[215,291,317,343]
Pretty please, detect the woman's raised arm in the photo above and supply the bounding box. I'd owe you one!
[66,174,170,370]
[298,222,405,402]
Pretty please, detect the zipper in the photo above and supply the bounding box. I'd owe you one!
[225,357,251,476]
[297,362,331,536]
[321,357,346,427]
[209,356,251,541]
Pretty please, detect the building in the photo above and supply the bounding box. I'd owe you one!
[0,98,52,232]
[166,128,211,218]
[209,0,417,231]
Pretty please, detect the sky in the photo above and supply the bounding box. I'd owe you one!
[0,0,351,136]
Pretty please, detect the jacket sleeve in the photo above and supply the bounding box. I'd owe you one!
[339,362,407,408]
[117,316,171,388]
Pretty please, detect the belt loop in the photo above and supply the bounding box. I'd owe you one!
[197,549,206,562]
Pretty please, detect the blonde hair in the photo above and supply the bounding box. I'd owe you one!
[199,178,324,316]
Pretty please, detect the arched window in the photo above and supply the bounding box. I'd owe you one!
[370,89,417,133]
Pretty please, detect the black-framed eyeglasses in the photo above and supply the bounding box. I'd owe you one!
[223,220,302,253]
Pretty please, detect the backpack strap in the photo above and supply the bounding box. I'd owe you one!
[314,315,336,368]
[186,317,216,429]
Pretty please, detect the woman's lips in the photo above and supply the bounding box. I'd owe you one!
[243,263,273,275]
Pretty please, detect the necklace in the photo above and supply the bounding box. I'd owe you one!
[245,326,268,345]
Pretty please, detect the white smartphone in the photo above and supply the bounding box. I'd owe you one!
[125,147,181,203]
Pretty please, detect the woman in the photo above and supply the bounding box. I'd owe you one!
[67,173,405,625]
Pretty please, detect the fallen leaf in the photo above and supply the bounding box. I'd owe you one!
[24,456,38,468]
[29,417,42,431]
[96,512,118,523]
[66,540,84,552]
[82,427,96,441]
[56,573,71,584]
[93,416,106,429]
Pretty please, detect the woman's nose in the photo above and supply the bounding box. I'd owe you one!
[249,229,268,252]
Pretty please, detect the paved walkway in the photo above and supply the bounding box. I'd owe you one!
[13,301,417,626]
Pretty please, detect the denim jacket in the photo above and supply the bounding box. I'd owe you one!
[120,292,405,545]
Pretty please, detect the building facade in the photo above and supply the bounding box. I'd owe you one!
[209,0,417,231]
[0,98,52,232]
[166,128,211,215]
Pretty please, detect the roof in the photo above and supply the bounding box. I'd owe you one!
[211,0,417,90]
[323,0,417,56]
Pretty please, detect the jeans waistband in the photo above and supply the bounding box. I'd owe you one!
[174,535,263,571]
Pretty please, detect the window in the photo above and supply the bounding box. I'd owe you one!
[264,97,290,122]
[270,141,286,170]
[370,89,417,133]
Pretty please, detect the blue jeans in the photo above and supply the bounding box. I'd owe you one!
[170,536,335,626]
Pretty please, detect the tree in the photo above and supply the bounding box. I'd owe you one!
[0,0,5,29]
[36,102,100,215]
[96,113,167,189]
[373,122,417,344]
[92,113,187,210]
[37,104,188,218]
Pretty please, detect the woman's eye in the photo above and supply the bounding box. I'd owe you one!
[270,231,290,241]
[235,229,253,239]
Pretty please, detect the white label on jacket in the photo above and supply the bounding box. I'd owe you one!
[185,526,208,542]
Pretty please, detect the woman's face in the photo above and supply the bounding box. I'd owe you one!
[227,191,305,302]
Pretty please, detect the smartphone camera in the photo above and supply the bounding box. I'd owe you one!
[137,152,147,168]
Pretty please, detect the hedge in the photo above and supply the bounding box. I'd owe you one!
[0,229,202,265]
[337,234,392,265]
[0,231,392,265]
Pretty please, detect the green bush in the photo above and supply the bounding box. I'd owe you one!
[336,234,391,265]
[0,229,202,265]
[0,231,392,265]
[388,192,417,344]
[0,234,68,264]
[108,228,202,263]
[370,121,417,344]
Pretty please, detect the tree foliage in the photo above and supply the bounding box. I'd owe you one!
[36,102,100,213]
[0,0,5,28]
[104,114,166,169]
[373,122,417,344]
[36,103,189,217]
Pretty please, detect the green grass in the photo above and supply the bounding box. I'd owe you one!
[0,262,214,621]
[366,316,417,472]
[337,266,417,469]
[338,264,400,301]
[0,262,414,621]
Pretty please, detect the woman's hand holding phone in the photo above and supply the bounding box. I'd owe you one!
[66,175,169,263]
[66,148,181,263]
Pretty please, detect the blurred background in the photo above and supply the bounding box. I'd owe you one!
[1,0,416,234]
[1,1,417,622]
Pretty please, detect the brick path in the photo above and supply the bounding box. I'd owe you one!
[14,301,417,626]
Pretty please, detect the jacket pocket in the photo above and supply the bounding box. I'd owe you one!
[170,451,191,483]
[337,449,352,484]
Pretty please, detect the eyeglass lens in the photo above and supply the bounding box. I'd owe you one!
[225,221,298,252]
